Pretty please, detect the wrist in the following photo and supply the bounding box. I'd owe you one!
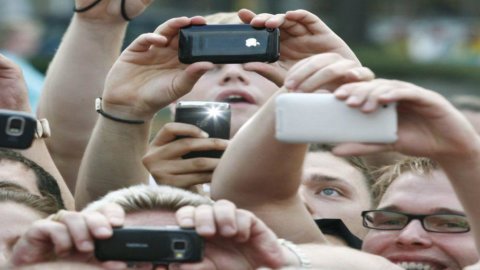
[72,14,128,34]
[278,239,311,268]
[98,97,155,123]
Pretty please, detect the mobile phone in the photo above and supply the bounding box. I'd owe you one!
[0,109,36,149]
[94,227,204,264]
[178,24,280,64]
[275,93,398,143]
[174,101,231,159]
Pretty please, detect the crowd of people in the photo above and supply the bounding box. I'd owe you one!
[1,0,480,269]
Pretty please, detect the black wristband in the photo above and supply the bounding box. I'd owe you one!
[95,98,145,124]
[74,0,131,21]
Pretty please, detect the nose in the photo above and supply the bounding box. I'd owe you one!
[395,220,433,248]
[218,64,250,85]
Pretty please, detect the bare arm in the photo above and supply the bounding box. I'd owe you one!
[74,17,216,209]
[37,0,152,193]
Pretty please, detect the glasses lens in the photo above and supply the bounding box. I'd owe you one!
[364,211,408,230]
[424,214,470,233]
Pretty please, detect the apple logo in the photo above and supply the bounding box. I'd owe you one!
[245,38,260,47]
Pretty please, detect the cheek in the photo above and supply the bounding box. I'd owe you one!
[362,231,394,255]
[436,235,479,266]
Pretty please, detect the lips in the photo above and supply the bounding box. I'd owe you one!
[215,89,256,105]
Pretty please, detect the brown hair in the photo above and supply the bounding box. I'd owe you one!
[371,157,438,206]
[84,184,213,213]
[0,182,60,216]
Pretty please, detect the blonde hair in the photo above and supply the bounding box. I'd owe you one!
[84,184,213,213]
[204,12,242,24]
[371,157,438,206]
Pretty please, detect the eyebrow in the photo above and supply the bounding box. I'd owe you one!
[379,206,466,216]
[306,174,344,183]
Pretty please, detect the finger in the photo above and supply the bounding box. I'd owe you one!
[332,142,394,156]
[297,60,359,92]
[126,33,168,53]
[250,13,275,27]
[55,211,94,252]
[169,259,215,270]
[194,205,216,237]
[172,61,216,96]
[151,172,213,188]
[361,84,395,112]
[334,81,369,100]
[243,62,285,87]
[176,205,196,228]
[101,261,129,270]
[343,82,376,107]
[284,9,326,35]
[83,211,114,239]
[92,203,126,228]
[238,8,257,24]
[233,209,253,243]
[154,17,205,38]
[150,123,209,147]
[344,66,375,83]
[213,200,238,238]
[150,138,228,159]
[264,13,286,29]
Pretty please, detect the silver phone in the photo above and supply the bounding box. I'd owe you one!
[275,93,397,143]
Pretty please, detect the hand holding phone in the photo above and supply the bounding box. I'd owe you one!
[174,101,231,159]
[178,24,280,64]
[95,227,204,264]
[275,93,397,143]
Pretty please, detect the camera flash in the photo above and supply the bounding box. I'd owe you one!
[207,107,222,118]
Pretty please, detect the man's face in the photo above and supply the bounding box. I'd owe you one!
[299,151,372,238]
[362,170,478,270]
[0,202,44,266]
[0,160,39,195]
[177,64,279,137]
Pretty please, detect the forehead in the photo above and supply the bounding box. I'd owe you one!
[303,152,367,186]
[378,169,464,213]
[124,210,177,227]
[0,160,39,195]
[0,202,44,236]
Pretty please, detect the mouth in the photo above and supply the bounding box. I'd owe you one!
[395,261,446,270]
[215,90,255,105]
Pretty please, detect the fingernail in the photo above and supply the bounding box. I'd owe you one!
[79,241,94,251]
[363,100,376,111]
[179,217,194,228]
[221,226,236,236]
[346,96,360,105]
[200,131,209,138]
[350,69,361,79]
[285,80,296,90]
[95,227,112,237]
[335,89,347,96]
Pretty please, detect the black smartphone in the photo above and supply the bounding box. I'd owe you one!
[178,24,280,64]
[95,227,204,264]
[174,101,231,159]
[0,109,36,149]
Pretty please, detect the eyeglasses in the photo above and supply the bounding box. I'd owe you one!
[361,210,470,233]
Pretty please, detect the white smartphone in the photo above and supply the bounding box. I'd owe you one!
[275,93,398,143]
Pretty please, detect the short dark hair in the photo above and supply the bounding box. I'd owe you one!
[0,149,65,209]
[308,143,374,192]
[0,182,60,216]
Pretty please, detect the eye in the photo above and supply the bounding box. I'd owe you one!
[317,188,341,197]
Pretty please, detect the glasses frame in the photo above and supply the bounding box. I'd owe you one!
[361,210,470,233]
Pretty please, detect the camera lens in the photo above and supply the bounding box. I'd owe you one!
[172,240,187,251]
[6,117,25,136]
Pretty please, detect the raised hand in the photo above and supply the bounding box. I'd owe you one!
[173,200,292,269]
[0,54,31,112]
[143,122,228,189]
[238,9,360,87]
[101,16,215,121]
[331,79,478,160]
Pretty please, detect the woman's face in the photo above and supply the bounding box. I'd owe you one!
[178,64,279,137]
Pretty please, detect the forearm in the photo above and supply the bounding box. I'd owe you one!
[436,138,480,252]
[19,139,75,210]
[38,15,128,192]
[75,118,150,209]
[212,88,308,205]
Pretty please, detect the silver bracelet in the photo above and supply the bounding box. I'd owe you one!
[278,238,312,268]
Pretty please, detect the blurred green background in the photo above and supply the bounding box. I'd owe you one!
[2,0,480,129]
